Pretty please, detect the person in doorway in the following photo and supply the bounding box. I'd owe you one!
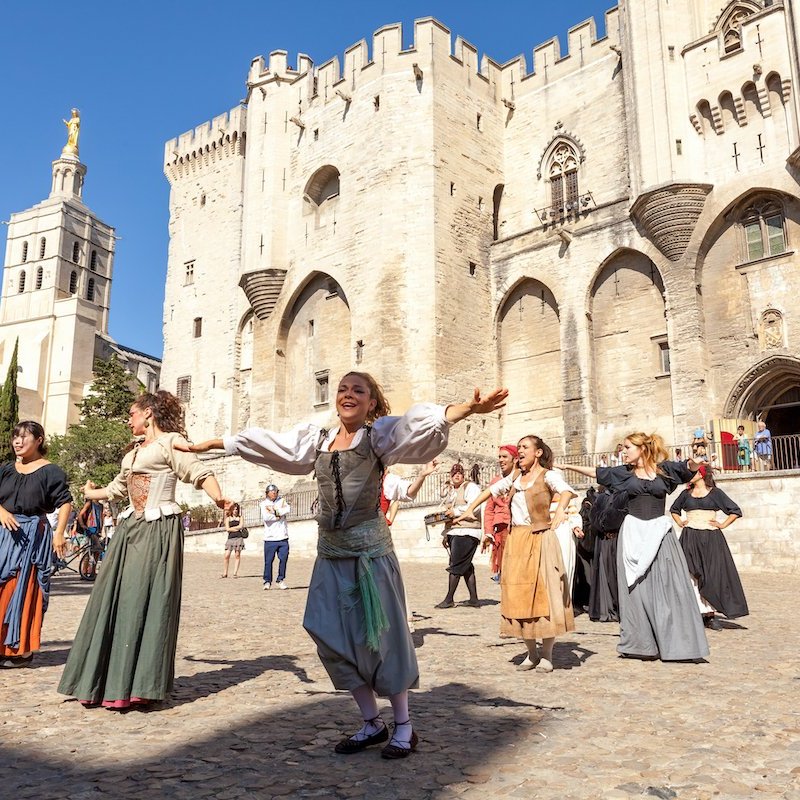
[261,485,291,589]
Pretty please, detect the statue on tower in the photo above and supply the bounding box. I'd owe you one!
[62,108,81,158]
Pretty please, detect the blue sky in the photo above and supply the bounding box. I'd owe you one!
[0,0,613,358]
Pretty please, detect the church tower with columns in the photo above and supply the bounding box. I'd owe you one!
[0,110,119,434]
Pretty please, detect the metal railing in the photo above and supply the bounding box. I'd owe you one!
[186,434,800,529]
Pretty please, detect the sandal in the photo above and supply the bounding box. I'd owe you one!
[381,720,419,759]
[334,716,388,754]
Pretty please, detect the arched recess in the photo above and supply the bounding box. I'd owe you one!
[303,165,340,230]
[712,1,761,53]
[276,272,351,425]
[233,310,255,430]
[492,184,504,240]
[589,250,672,450]
[724,356,800,454]
[496,278,563,447]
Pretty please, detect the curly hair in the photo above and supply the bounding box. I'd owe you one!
[624,432,668,474]
[133,391,187,437]
[12,420,48,456]
[518,435,553,470]
[339,371,391,423]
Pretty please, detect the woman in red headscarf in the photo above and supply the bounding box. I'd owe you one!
[482,445,519,582]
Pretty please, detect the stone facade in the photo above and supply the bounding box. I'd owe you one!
[163,1,800,505]
[0,138,161,434]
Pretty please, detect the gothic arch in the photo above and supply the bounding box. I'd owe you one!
[304,165,340,206]
[712,1,761,53]
[724,355,800,439]
[536,132,586,180]
[496,277,563,446]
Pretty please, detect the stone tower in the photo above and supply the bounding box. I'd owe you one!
[0,111,117,433]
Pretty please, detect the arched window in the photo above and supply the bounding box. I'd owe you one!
[72,241,80,263]
[35,266,43,290]
[548,143,579,211]
[740,197,786,261]
[90,250,97,271]
[21,242,28,263]
[87,278,95,301]
[715,2,760,55]
[304,165,340,206]
[18,271,26,293]
[69,271,78,294]
[39,237,46,259]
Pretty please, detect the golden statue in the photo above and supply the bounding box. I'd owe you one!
[62,108,80,158]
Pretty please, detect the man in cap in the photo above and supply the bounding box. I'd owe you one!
[260,484,291,589]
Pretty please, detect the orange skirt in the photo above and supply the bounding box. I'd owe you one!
[0,569,44,656]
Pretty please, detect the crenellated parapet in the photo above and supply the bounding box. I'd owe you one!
[242,11,620,108]
[163,106,247,183]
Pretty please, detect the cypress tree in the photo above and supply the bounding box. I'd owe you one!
[0,338,20,462]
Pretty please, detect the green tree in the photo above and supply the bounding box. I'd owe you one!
[79,357,139,421]
[48,356,138,496]
[0,339,20,463]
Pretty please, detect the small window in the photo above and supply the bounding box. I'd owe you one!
[90,250,97,271]
[355,340,364,364]
[478,197,484,212]
[184,261,195,286]
[373,95,380,110]
[450,182,456,196]
[193,317,202,338]
[87,278,95,301]
[21,242,28,263]
[308,319,314,337]
[476,113,482,131]
[658,341,671,374]
[35,266,43,290]
[741,199,787,262]
[200,193,206,207]
[211,373,216,388]
[313,128,319,141]
[39,238,46,259]
[315,370,329,406]
[675,139,682,155]
[72,241,80,263]
[548,142,579,210]
[469,261,477,276]
[176,376,192,402]
[18,270,26,293]
[69,271,78,294]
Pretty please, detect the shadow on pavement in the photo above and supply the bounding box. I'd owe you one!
[50,576,98,596]
[411,626,480,648]
[0,681,551,799]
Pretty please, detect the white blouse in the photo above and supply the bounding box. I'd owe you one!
[223,403,450,475]
[489,470,576,526]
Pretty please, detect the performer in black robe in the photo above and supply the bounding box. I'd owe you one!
[587,487,619,622]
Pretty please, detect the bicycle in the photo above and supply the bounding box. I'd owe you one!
[52,533,105,581]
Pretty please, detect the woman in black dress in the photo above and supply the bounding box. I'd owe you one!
[558,432,708,662]
[0,421,71,667]
[671,472,747,629]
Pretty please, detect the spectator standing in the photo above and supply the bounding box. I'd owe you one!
[734,425,751,472]
[261,485,291,589]
[754,420,772,471]
[221,503,246,578]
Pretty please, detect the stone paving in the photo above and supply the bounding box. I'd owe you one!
[1,553,799,800]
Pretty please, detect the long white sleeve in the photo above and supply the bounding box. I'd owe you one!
[223,424,321,475]
[370,403,450,466]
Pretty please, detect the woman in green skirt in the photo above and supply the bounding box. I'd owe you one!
[58,391,227,708]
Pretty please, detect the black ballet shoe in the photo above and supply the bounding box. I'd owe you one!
[0,654,33,669]
[334,717,388,754]
[704,616,722,631]
[381,721,419,759]
[463,599,481,608]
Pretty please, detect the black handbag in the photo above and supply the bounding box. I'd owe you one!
[240,527,249,539]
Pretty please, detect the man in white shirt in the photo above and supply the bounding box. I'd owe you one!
[261,484,291,589]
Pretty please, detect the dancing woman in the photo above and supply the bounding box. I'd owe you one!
[0,422,71,668]
[671,471,747,628]
[457,435,576,673]
[58,391,227,707]
[559,433,709,661]
[178,372,506,758]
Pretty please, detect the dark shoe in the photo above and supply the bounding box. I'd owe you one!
[704,616,722,631]
[463,599,481,608]
[434,600,455,609]
[0,654,33,668]
[381,723,419,759]
[334,718,388,754]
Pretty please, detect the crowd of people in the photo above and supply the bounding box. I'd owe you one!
[0,372,755,761]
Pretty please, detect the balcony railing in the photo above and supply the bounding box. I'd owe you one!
[535,193,595,223]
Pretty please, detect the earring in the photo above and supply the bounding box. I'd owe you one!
[144,419,151,428]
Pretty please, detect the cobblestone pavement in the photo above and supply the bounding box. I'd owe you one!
[1,553,799,800]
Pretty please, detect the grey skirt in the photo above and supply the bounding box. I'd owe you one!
[225,536,245,552]
[303,550,418,697]
[617,517,709,661]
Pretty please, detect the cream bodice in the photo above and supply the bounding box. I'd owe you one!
[104,432,214,521]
